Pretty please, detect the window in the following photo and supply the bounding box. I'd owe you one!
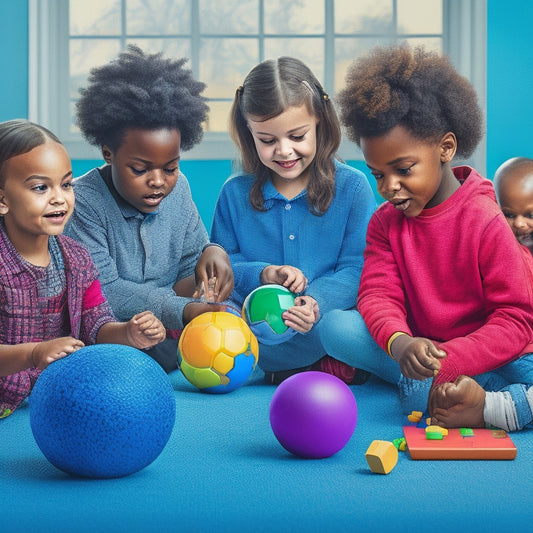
[30,0,486,169]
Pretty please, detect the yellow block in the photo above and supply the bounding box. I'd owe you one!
[425,425,448,439]
[365,440,399,475]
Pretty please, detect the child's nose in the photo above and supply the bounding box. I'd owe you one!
[51,190,67,204]
[275,139,293,157]
[148,169,165,186]
[514,215,529,229]
[380,174,401,196]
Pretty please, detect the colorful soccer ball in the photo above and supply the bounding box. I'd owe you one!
[242,284,298,345]
[178,311,259,393]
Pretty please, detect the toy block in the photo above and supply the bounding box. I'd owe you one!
[426,425,448,440]
[365,440,399,474]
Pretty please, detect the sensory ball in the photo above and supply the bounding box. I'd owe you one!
[30,344,176,479]
[269,371,358,459]
[242,284,298,345]
[178,311,259,393]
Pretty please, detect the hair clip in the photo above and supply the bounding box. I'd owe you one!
[313,83,329,102]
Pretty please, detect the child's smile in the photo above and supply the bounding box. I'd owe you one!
[247,104,318,199]
[0,140,74,256]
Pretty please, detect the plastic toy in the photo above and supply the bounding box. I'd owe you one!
[242,284,298,345]
[393,437,407,451]
[407,410,423,423]
[365,440,399,474]
[425,425,449,440]
[30,344,175,479]
[269,371,358,459]
[403,426,517,460]
[178,311,259,393]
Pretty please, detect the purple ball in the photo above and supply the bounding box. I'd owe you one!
[269,371,358,458]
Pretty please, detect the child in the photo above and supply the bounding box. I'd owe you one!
[494,157,533,255]
[210,56,376,385]
[0,119,166,418]
[65,46,234,373]
[322,44,533,431]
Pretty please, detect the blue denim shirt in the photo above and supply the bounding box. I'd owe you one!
[65,166,209,329]
[211,161,376,315]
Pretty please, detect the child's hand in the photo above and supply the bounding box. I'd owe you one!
[391,335,446,380]
[260,265,308,294]
[31,337,85,370]
[126,311,166,349]
[281,296,319,333]
[183,302,227,325]
[193,246,234,302]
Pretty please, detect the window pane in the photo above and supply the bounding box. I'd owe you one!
[397,0,442,34]
[264,38,324,83]
[69,39,122,99]
[264,0,324,35]
[126,0,191,35]
[126,38,191,58]
[206,101,232,132]
[335,0,393,34]
[334,37,393,91]
[200,38,259,99]
[199,0,259,34]
[403,37,442,53]
[70,0,121,36]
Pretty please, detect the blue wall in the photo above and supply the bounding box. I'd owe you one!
[1,1,532,226]
[0,1,28,119]
[486,2,533,178]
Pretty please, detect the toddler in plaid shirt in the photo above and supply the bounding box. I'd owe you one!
[0,119,166,418]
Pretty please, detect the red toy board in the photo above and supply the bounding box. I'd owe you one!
[403,426,517,460]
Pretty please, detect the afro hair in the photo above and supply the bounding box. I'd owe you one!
[337,44,483,159]
[76,45,209,152]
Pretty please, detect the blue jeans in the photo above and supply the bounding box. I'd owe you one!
[257,325,326,372]
[319,308,533,423]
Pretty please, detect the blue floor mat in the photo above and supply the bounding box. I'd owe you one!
[2,368,533,533]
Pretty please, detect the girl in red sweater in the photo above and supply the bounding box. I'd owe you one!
[321,44,533,431]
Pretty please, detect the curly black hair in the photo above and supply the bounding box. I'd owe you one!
[76,45,209,152]
[337,44,483,159]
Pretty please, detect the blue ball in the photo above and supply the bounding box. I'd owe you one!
[30,344,176,478]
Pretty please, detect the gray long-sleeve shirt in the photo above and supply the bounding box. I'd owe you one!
[65,165,209,329]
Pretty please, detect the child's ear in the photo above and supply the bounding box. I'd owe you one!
[440,132,457,163]
[102,146,113,164]
[0,189,9,215]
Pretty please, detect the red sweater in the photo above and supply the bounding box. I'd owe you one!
[358,166,533,384]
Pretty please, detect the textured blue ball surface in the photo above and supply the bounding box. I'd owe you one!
[30,344,176,478]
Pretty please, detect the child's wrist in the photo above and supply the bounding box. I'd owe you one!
[202,242,226,254]
[387,332,408,360]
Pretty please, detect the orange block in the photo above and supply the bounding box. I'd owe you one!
[365,440,399,474]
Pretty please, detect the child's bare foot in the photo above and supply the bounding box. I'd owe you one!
[428,375,486,428]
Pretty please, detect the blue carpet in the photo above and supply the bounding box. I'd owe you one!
[2,368,533,533]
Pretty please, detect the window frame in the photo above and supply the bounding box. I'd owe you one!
[29,0,486,172]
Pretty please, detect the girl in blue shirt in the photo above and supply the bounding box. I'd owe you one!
[211,57,376,385]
